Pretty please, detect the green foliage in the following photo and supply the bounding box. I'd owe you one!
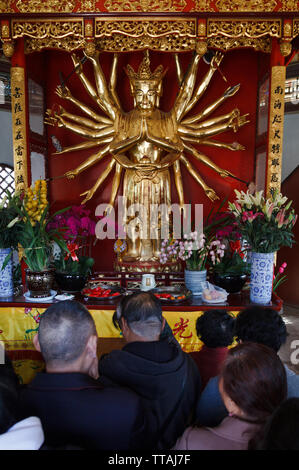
[53,251,94,276]
[0,192,22,249]
[212,251,250,276]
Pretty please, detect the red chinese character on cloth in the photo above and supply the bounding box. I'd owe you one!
[173,318,193,339]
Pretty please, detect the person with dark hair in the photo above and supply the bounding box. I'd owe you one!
[99,292,201,449]
[190,310,235,388]
[257,398,299,450]
[0,345,44,450]
[174,342,287,450]
[19,300,152,450]
[195,306,299,427]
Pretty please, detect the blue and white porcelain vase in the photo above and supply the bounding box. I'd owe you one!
[250,251,274,305]
[0,248,14,297]
[184,269,207,296]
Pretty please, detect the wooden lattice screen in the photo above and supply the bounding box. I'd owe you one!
[0,164,14,203]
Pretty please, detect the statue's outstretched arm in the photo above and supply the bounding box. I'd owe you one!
[182,84,240,125]
[55,85,112,124]
[58,106,111,131]
[183,52,224,117]
[65,143,111,179]
[108,163,122,207]
[183,142,236,178]
[109,54,122,111]
[179,110,249,139]
[185,112,233,130]
[71,53,113,117]
[46,110,114,139]
[173,52,201,121]
[53,137,112,155]
[179,155,219,202]
[180,135,245,151]
[84,51,118,120]
[80,159,116,204]
[173,160,185,209]
[174,54,183,85]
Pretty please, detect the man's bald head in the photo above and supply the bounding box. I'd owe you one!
[38,301,97,366]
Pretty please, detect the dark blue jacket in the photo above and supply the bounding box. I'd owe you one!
[20,372,153,450]
[98,339,201,449]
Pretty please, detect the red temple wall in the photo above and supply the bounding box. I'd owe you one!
[37,48,259,271]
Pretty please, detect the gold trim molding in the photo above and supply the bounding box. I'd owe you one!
[207,19,282,39]
[1,0,299,12]
[4,17,298,54]
[95,18,196,38]
[96,35,196,52]
[11,19,84,53]
[207,36,272,53]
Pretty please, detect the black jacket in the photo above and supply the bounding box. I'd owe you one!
[19,372,153,450]
[98,339,201,449]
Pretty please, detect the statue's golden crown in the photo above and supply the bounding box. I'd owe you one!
[126,50,165,83]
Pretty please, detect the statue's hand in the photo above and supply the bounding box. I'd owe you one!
[230,109,250,132]
[231,142,245,151]
[65,169,78,179]
[71,53,83,74]
[224,84,240,98]
[44,109,63,127]
[211,51,224,70]
[219,169,236,179]
[56,85,72,100]
[205,188,219,202]
[80,188,94,204]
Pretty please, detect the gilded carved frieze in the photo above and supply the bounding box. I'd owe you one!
[24,37,85,53]
[294,20,299,37]
[96,35,196,52]
[0,0,299,12]
[94,18,196,51]
[103,0,187,12]
[214,0,277,12]
[207,36,272,53]
[208,19,281,39]
[15,0,76,12]
[95,19,196,38]
[12,20,84,40]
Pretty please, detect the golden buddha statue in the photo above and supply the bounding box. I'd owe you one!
[45,49,249,263]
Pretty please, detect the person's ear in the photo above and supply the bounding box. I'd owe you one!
[120,318,130,340]
[33,334,41,352]
[86,335,98,359]
[161,317,166,330]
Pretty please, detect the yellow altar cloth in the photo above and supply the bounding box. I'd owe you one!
[0,306,239,384]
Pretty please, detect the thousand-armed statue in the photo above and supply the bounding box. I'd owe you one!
[45,49,249,262]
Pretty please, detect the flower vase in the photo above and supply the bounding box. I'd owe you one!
[184,269,207,296]
[0,248,14,297]
[250,252,274,305]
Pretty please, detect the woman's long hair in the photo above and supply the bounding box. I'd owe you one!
[220,342,287,449]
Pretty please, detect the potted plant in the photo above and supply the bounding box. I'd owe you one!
[48,205,96,292]
[53,246,94,293]
[160,231,218,296]
[11,180,68,298]
[210,243,250,293]
[228,189,297,304]
[0,192,21,297]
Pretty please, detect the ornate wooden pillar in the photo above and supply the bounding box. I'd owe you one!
[10,38,30,191]
[266,38,286,198]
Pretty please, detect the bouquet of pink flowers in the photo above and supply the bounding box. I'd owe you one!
[47,205,96,242]
[160,231,225,271]
[228,189,297,253]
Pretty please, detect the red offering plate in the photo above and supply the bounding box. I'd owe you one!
[82,285,124,301]
[152,286,191,303]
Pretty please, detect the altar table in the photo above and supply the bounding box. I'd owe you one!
[0,291,282,384]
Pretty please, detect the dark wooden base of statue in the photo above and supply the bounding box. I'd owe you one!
[114,258,182,273]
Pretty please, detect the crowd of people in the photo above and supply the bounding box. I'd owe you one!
[0,293,299,450]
